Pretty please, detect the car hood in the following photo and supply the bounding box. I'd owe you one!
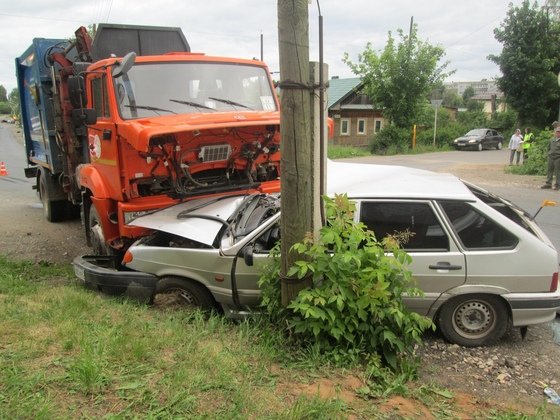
[128,195,247,246]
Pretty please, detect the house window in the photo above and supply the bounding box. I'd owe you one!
[357,119,366,135]
[374,119,382,133]
[340,119,350,136]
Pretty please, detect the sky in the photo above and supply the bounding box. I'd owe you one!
[0,0,525,95]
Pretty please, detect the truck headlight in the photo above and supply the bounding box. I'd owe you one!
[124,210,153,224]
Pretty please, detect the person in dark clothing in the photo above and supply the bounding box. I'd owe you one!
[541,126,560,190]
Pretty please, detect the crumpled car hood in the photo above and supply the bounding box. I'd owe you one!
[128,195,247,246]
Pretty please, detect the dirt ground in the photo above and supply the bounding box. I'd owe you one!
[1,123,559,416]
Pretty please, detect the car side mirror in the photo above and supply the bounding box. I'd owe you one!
[243,245,254,266]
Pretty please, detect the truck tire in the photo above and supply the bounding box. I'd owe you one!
[39,170,66,222]
[89,205,114,256]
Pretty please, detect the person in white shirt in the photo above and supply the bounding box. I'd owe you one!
[508,128,523,165]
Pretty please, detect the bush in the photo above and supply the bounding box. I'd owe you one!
[370,126,412,155]
[259,195,433,371]
[0,102,11,114]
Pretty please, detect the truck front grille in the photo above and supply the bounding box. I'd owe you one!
[199,144,232,162]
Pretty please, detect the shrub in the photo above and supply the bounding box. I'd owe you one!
[370,126,411,155]
[259,195,433,371]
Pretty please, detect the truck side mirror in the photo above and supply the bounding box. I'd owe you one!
[112,52,136,78]
[71,109,97,126]
[243,245,254,267]
[68,76,87,108]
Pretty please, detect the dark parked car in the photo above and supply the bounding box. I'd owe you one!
[452,129,504,151]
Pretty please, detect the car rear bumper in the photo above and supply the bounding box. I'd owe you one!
[505,293,560,326]
[73,255,158,301]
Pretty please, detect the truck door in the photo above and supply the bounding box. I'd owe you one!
[87,74,121,199]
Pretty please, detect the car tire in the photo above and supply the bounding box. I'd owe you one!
[438,294,509,347]
[477,143,483,151]
[153,277,218,312]
[496,142,503,150]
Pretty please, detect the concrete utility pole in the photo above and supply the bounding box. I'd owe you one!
[277,0,320,305]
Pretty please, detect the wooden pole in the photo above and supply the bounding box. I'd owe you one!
[277,0,315,305]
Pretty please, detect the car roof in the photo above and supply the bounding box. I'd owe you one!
[326,161,474,201]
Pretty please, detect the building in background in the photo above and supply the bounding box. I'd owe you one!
[327,77,385,147]
[445,79,507,114]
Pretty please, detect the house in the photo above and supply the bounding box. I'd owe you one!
[327,77,385,147]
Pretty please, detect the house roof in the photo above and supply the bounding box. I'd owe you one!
[327,77,362,108]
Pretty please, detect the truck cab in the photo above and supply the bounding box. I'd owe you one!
[16,24,281,256]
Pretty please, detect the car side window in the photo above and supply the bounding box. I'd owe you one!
[252,223,280,254]
[439,200,518,249]
[359,201,449,251]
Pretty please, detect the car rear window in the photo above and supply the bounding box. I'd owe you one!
[439,200,518,250]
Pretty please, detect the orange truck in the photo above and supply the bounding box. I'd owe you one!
[16,24,281,256]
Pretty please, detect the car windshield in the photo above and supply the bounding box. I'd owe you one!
[228,194,280,240]
[465,129,487,136]
[114,62,277,119]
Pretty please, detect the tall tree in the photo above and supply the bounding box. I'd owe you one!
[0,85,7,103]
[489,0,560,127]
[344,24,450,129]
[8,88,20,118]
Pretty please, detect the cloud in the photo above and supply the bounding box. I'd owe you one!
[1,0,522,93]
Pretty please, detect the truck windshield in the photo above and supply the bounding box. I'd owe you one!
[114,61,277,119]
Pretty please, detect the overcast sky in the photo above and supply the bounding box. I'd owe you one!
[0,0,525,94]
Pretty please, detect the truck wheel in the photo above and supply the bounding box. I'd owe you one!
[39,170,66,222]
[438,294,509,347]
[89,205,114,256]
[153,277,217,312]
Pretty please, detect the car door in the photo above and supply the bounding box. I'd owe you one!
[228,219,281,307]
[357,200,466,315]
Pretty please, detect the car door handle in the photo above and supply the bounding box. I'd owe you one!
[429,262,462,270]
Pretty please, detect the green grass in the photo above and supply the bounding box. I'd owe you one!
[0,255,555,418]
[327,145,371,159]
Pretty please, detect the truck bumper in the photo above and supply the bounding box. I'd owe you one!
[73,255,158,302]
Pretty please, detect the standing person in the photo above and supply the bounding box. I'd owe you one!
[541,126,560,190]
[508,128,523,165]
[522,128,534,162]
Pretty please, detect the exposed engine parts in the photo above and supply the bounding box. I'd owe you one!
[134,125,280,198]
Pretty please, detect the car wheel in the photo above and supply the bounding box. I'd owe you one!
[477,143,483,151]
[153,277,218,312]
[438,294,509,347]
[496,142,503,150]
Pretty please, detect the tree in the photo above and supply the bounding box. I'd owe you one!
[8,89,20,119]
[489,0,560,127]
[344,24,451,129]
[0,85,7,103]
[462,86,475,104]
